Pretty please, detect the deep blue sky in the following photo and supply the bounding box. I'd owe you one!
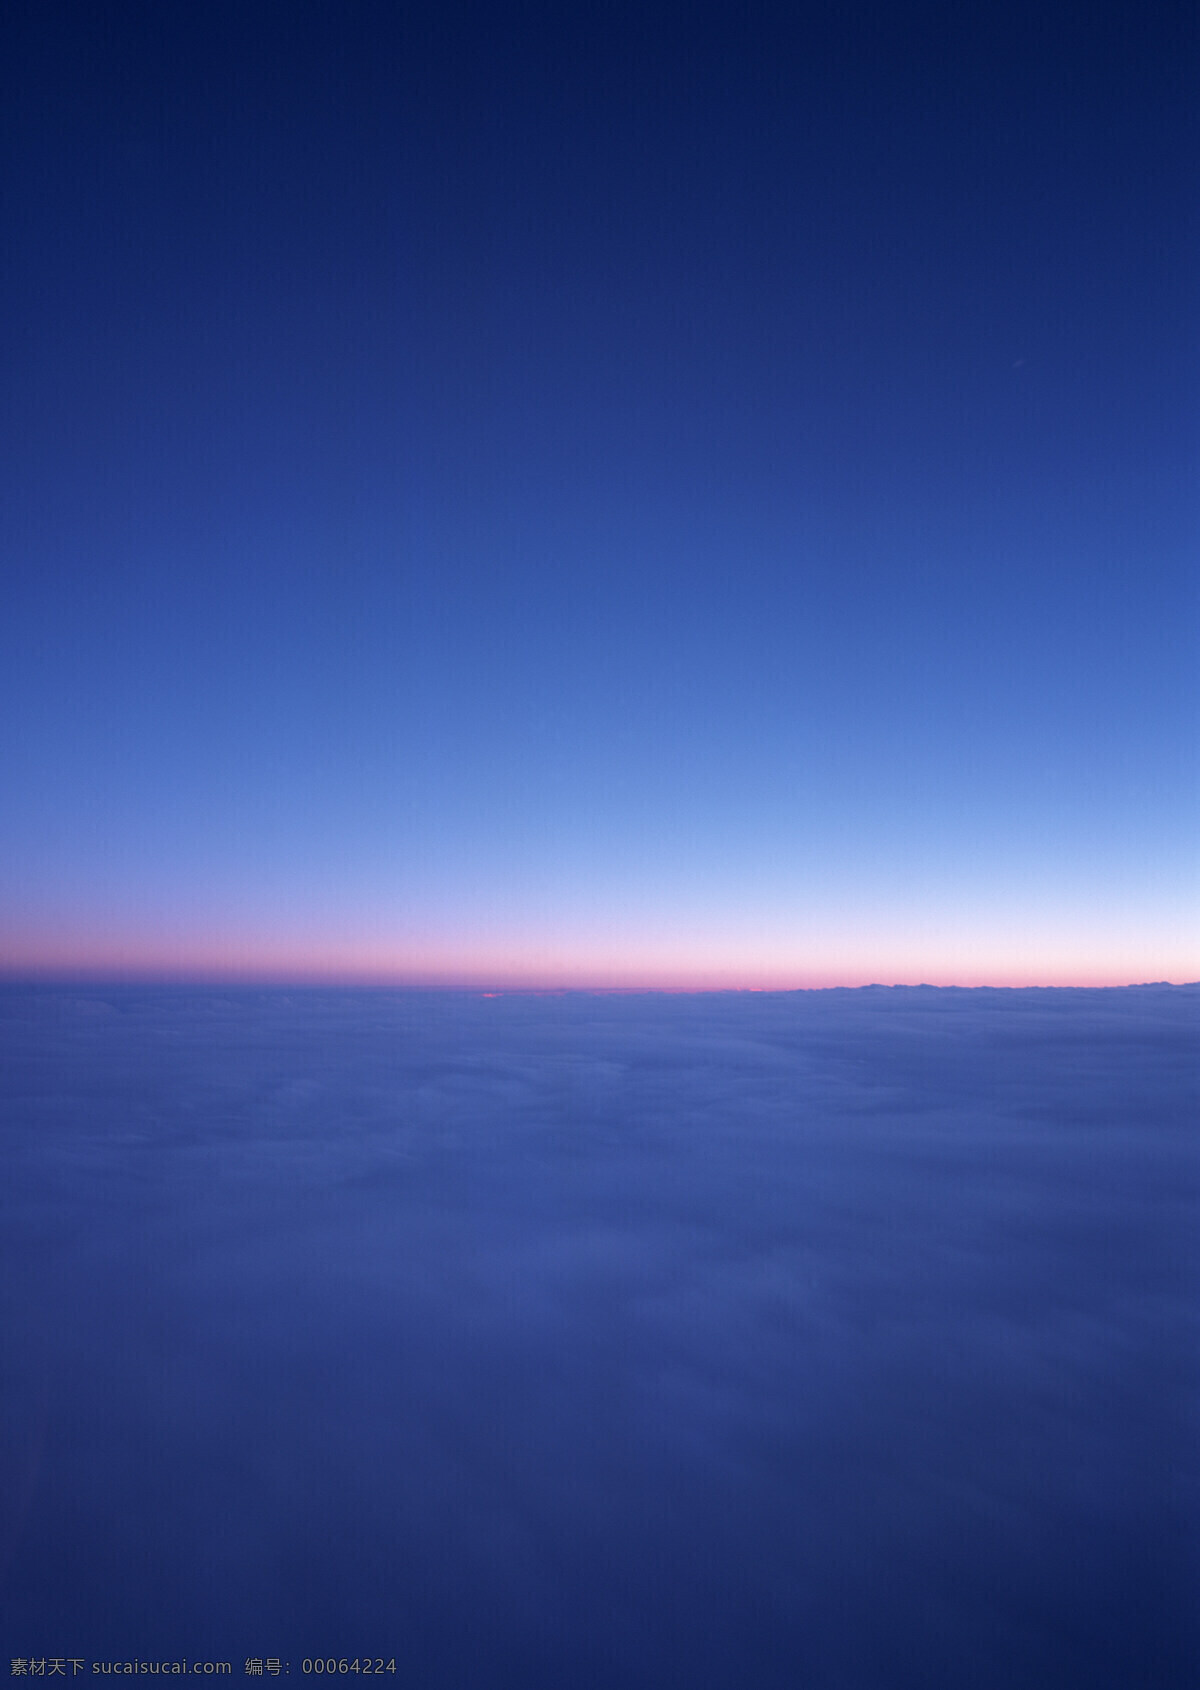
[2,0,1195,983]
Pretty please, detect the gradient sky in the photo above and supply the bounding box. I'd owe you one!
[2,0,1196,986]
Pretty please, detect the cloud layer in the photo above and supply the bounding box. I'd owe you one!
[1,985,1196,1686]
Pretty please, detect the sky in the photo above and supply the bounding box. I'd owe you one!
[1,0,1196,986]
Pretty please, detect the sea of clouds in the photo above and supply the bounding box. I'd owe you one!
[1,984,1195,1687]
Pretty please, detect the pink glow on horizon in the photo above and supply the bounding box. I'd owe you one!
[0,929,1189,991]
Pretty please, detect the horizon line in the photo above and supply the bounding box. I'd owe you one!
[0,970,1193,994]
